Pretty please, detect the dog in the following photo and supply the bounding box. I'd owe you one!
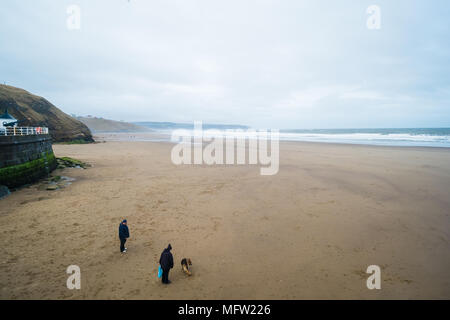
[181,258,192,276]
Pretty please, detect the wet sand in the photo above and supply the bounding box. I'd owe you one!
[0,138,449,299]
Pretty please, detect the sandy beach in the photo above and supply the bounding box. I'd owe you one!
[0,137,449,299]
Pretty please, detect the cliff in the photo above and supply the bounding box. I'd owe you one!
[0,85,93,142]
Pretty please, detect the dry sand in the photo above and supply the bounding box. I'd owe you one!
[0,137,449,299]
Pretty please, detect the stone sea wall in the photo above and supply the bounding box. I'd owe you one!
[0,134,57,188]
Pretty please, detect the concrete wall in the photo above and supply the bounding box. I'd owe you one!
[0,134,57,188]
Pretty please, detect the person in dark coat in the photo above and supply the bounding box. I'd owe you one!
[119,219,130,253]
[159,244,174,284]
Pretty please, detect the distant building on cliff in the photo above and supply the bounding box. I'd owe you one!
[0,108,18,128]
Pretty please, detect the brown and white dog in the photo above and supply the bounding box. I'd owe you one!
[181,258,192,276]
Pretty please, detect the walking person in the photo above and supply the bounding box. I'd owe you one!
[159,244,174,284]
[119,219,130,253]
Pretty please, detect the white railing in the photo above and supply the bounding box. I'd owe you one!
[0,127,49,136]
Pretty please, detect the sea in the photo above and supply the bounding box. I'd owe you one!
[134,122,450,148]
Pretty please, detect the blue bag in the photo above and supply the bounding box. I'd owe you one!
[158,265,163,278]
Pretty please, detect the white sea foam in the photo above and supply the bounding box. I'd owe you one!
[132,123,450,148]
[275,132,450,147]
[168,130,450,147]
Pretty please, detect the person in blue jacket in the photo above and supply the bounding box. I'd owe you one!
[159,244,174,284]
[119,219,130,253]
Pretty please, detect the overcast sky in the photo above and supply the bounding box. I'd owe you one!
[1,0,449,128]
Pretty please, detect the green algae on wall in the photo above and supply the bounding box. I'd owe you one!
[0,134,57,189]
[0,152,57,188]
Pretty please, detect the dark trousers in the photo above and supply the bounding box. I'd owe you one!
[120,237,127,252]
[162,268,170,284]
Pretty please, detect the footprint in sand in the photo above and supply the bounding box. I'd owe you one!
[128,289,141,295]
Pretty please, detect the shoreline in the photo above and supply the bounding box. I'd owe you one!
[93,132,450,151]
